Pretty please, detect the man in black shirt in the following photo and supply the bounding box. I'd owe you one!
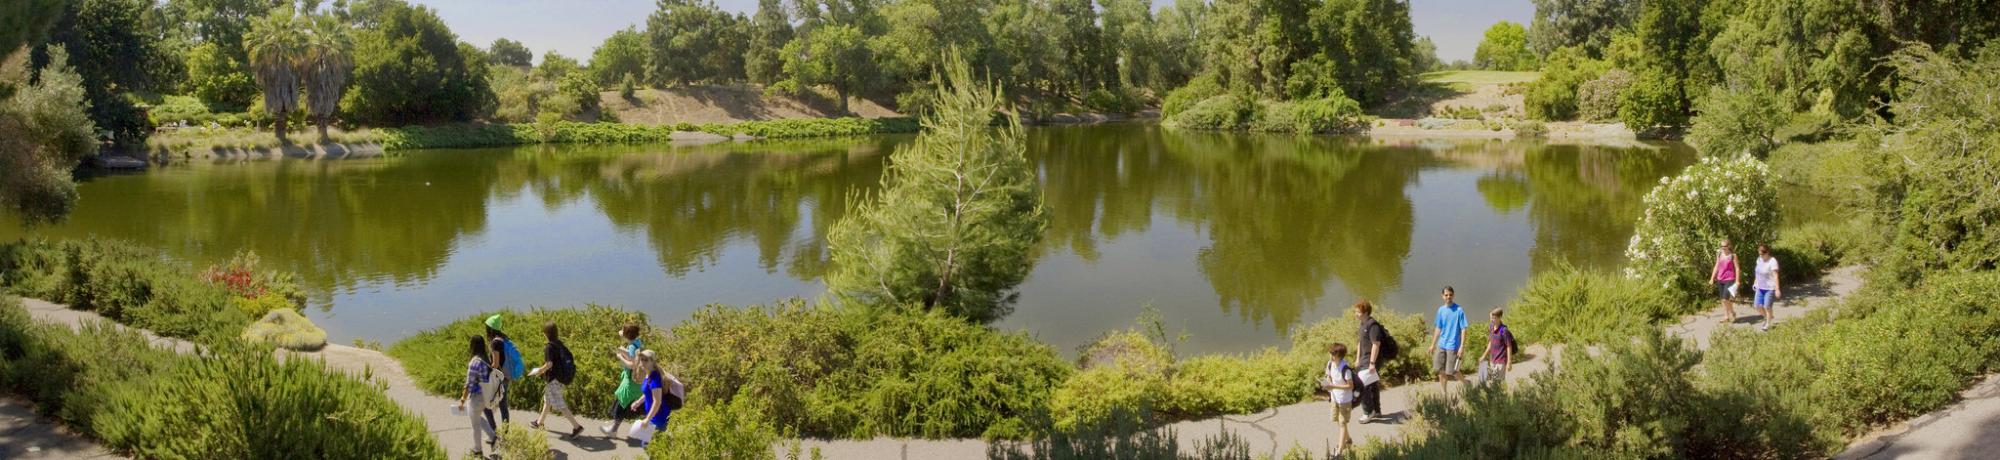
[1353,300,1387,423]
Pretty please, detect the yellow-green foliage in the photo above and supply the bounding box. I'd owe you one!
[1049,330,1171,431]
[389,305,662,416]
[240,308,328,351]
[661,300,1071,439]
[1507,265,1685,345]
[371,118,919,151]
[0,238,252,341]
[496,423,553,460]
[646,395,780,460]
[0,297,442,460]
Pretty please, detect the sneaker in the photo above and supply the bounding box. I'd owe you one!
[598,423,614,435]
[1758,322,1771,332]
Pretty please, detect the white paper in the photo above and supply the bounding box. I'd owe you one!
[628,421,655,443]
[1358,368,1380,385]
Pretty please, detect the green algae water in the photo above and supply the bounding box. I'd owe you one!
[4,124,1823,354]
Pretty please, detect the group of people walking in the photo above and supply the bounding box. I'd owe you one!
[451,316,685,458]
[1314,238,1784,456]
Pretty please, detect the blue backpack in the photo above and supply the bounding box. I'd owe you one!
[502,339,525,380]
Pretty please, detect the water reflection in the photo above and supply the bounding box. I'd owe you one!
[3,126,1707,353]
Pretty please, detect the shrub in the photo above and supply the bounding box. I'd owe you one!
[1081,87,1145,114]
[1510,119,1548,137]
[1161,72,1224,118]
[1282,95,1367,134]
[389,305,662,415]
[1371,330,1818,459]
[657,300,1071,439]
[0,298,442,460]
[200,250,307,318]
[0,238,253,341]
[1165,95,1252,130]
[1766,140,1877,207]
[1576,69,1633,122]
[1624,155,1780,299]
[1688,84,1790,157]
[1806,272,2000,433]
[146,94,215,126]
[497,423,553,460]
[240,308,328,351]
[1618,68,1689,133]
[1049,330,1170,432]
[1867,46,2000,284]
[1507,266,1686,346]
[1771,219,1873,285]
[1525,47,1610,121]
[647,395,781,460]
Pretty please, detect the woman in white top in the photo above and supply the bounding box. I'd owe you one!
[1322,343,1359,456]
[1753,244,1781,331]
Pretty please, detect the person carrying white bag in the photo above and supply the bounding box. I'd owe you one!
[454,336,502,458]
[625,350,684,445]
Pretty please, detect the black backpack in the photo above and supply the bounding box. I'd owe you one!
[1374,322,1401,363]
[550,341,576,385]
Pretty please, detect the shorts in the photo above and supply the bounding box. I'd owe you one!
[542,381,570,414]
[1478,360,1506,385]
[1716,280,1734,300]
[1330,402,1353,423]
[1755,289,1774,308]
[1432,349,1461,376]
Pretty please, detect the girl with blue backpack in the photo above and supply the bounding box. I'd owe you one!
[485,314,525,431]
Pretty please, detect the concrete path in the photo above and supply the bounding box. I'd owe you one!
[0,397,123,460]
[7,265,1904,460]
[1836,370,2000,460]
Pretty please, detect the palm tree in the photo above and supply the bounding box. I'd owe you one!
[245,9,305,144]
[301,14,352,142]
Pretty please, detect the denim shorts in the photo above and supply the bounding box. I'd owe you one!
[1755,288,1775,307]
[1716,280,1734,300]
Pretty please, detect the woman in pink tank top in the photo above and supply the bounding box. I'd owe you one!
[1710,239,1743,323]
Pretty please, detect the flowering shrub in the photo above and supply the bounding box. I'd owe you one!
[199,251,306,318]
[1624,155,1779,298]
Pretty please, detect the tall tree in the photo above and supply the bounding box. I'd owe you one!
[340,0,491,125]
[1151,0,1207,90]
[827,50,1047,323]
[301,13,351,142]
[588,27,647,86]
[42,0,174,148]
[646,0,737,86]
[1475,21,1537,70]
[0,46,96,224]
[487,37,531,67]
[245,7,303,143]
[1528,0,1638,59]
[742,0,793,85]
[1100,0,1158,88]
[783,23,869,113]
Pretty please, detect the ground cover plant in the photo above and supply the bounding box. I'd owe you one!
[0,238,311,342]
[0,296,443,459]
[387,305,664,415]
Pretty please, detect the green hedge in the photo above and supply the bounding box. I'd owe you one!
[0,238,253,341]
[661,300,1071,439]
[374,117,920,151]
[0,296,442,459]
[387,305,664,416]
[1506,265,1687,346]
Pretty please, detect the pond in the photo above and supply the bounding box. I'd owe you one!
[5,124,1817,354]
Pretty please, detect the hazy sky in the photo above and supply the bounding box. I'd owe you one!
[409,0,1533,66]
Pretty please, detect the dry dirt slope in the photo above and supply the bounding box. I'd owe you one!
[600,85,901,125]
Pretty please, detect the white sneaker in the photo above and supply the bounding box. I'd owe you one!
[598,423,614,435]
[1759,322,1770,332]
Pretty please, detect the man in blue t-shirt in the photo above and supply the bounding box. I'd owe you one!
[1429,286,1469,393]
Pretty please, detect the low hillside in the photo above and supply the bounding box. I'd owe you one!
[601,85,901,125]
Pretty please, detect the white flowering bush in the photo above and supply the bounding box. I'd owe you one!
[1625,155,1779,297]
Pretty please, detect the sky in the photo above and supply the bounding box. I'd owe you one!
[409,0,1534,66]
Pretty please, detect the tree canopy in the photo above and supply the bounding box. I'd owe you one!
[1476,21,1537,71]
[487,38,531,67]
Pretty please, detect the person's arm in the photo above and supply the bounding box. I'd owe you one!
[641,386,664,422]
[614,347,636,369]
[1774,263,1782,299]
[1501,331,1513,372]
[1369,339,1382,370]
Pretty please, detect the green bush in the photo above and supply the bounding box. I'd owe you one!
[1510,119,1548,137]
[1049,330,1169,432]
[1867,46,2000,284]
[0,238,253,341]
[1161,72,1224,118]
[1771,219,1873,285]
[1525,47,1610,121]
[660,300,1071,439]
[0,297,442,460]
[1576,69,1633,122]
[646,395,781,460]
[1164,95,1252,130]
[1370,330,1820,459]
[1766,140,1877,207]
[1081,87,1146,114]
[388,305,662,415]
[240,308,328,351]
[497,423,553,460]
[145,94,214,126]
[1624,155,1780,299]
[1507,266,1685,346]
[1269,95,1367,134]
[1618,69,1689,133]
[1688,84,1790,157]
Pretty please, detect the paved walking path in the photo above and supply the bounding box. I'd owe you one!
[0,397,123,460]
[24,265,1976,460]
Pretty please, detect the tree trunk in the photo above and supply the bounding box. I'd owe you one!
[274,116,289,145]
[837,85,850,115]
[316,116,330,144]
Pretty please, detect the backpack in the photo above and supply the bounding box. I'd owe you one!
[550,341,576,385]
[502,339,525,381]
[1505,326,1521,356]
[1374,322,1401,363]
[479,359,504,409]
